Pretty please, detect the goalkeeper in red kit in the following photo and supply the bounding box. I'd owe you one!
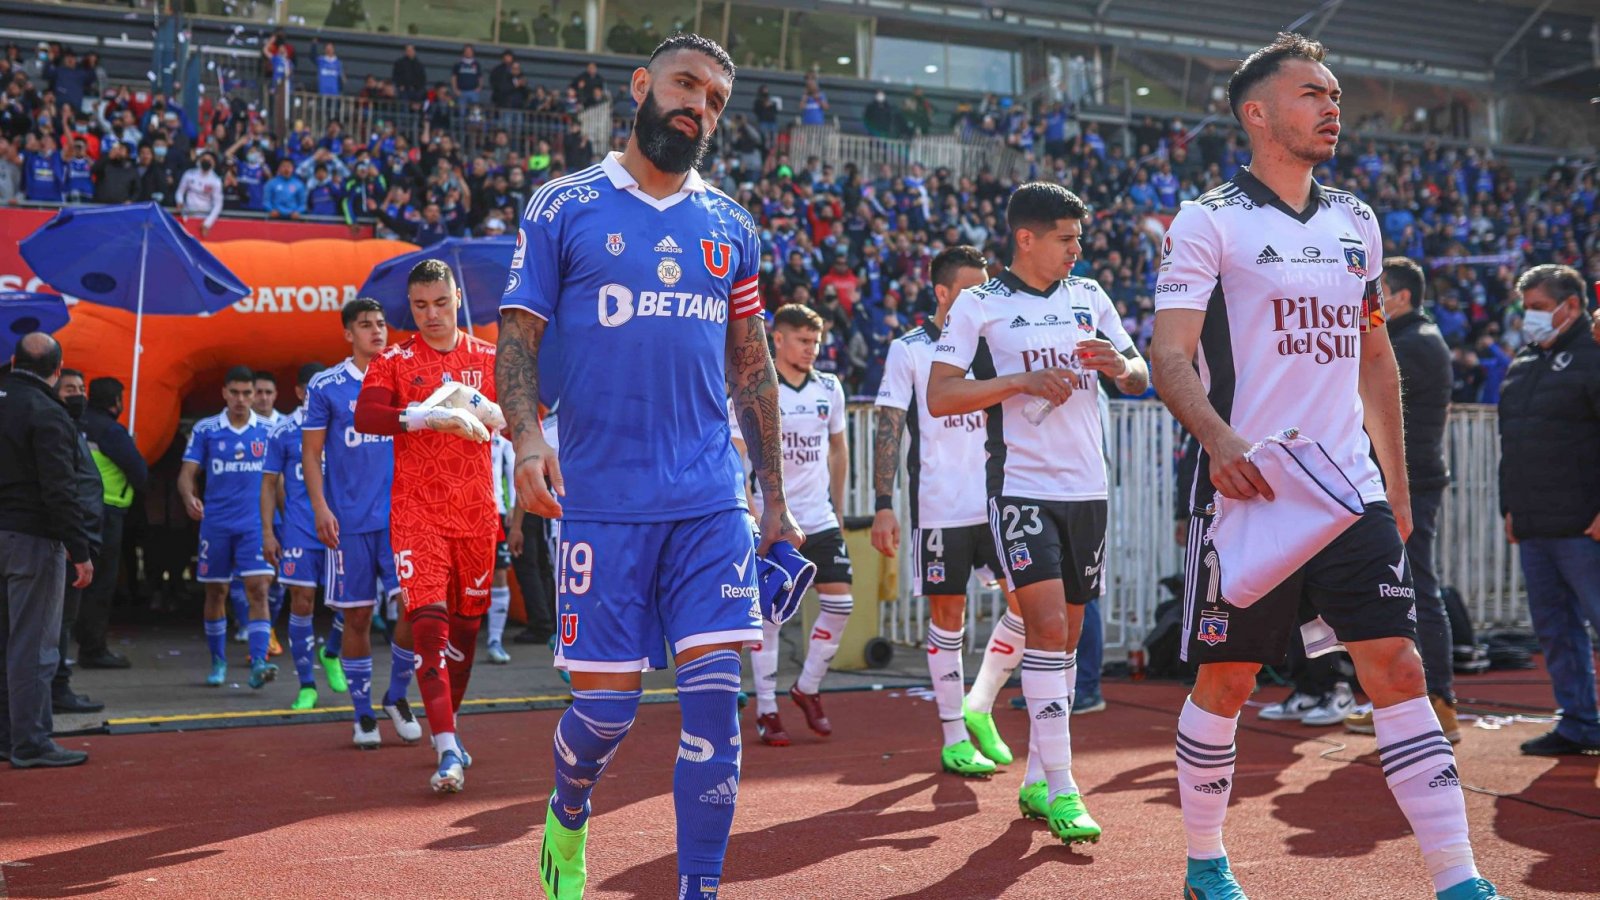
[354,259,506,793]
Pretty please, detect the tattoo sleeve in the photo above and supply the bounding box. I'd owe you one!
[872,407,905,500]
[727,315,785,502]
[496,309,545,442]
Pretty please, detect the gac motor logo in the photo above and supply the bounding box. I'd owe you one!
[1270,296,1361,364]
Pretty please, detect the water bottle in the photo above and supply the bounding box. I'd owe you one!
[1129,647,1146,681]
[1022,396,1055,425]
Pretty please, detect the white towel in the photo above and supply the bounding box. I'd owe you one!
[1207,429,1365,609]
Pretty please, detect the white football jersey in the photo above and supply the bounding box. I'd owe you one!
[747,370,847,533]
[490,433,515,516]
[1155,169,1387,514]
[933,271,1133,501]
[876,324,989,529]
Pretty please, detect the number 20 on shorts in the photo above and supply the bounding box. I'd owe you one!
[558,540,593,595]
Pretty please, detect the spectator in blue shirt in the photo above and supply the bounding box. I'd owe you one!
[800,75,829,126]
[264,159,306,219]
[23,135,63,202]
[304,164,342,216]
[1475,332,1512,404]
[62,137,94,202]
[50,50,90,113]
[1127,168,1156,211]
[1432,292,1470,347]
[234,148,269,211]
[451,45,481,108]
[1151,162,1179,209]
[316,43,344,96]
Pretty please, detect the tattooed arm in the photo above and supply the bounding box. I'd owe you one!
[869,406,905,557]
[727,313,803,553]
[498,308,564,517]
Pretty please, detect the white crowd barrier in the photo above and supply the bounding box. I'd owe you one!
[842,399,1527,655]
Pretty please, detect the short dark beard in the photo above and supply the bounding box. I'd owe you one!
[633,88,710,174]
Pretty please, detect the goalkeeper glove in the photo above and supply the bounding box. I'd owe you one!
[401,406,490,442]
[417,382,506,432]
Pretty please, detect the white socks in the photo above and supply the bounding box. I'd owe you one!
[795,591,853,695]
[926,625,967,747]
[1021,649,1077,800]
[966,611,1025,714]
[1374,696,1479,892]
[487,585,510,646]
[751,620,781,716]
[1176,696,1238,861]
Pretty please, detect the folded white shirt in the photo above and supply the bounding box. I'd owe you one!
[1206,429,1365,609]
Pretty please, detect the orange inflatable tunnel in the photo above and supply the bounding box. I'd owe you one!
[52,237,490,462]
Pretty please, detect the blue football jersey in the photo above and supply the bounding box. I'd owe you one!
[183,411,272,535]
[500,153,763,523]
[303,358,394,533]
[263,408,319,547]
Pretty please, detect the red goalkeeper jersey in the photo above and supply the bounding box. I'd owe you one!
[362,334,498,538]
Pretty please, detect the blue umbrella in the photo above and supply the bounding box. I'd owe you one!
[357,237,513,334]
[0,291,70,361]
[19,202,249,436]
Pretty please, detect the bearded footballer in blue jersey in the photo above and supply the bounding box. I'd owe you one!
[498,34,800,900]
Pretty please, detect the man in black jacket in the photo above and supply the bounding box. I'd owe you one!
[91,141,139,204]
[392,44,427,109]
[50,369,104,715]
[77,378,145,669]
[0,334,93,768]
[1347,257,1460,738]
[1498,264,1600,757]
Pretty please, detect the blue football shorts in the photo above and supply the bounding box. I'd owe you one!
[197,527,273,583]
[325,528,402,609]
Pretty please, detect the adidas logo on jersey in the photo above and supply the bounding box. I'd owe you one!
[1193,778,1231,794]
[1034,701,1066,720]
[1009,315,1030,328]
[1429,765,1460,788]
[699,775,740,805]
[1257,245,1284,264]
[654,235,684,254]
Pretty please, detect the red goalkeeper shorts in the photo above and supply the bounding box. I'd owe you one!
[392,527,496,617]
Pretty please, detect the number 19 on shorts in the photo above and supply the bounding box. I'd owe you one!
[557,540,593,595]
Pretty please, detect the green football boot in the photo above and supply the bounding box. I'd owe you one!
[1017,779,1050,819]
[963,702,1014,765]
[540,795,589,900]
[940,740,998,777]
[291,686,318,710]
[1046,792,1101,845]
[319,647,348,693]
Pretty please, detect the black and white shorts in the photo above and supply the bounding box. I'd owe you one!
[987,497,1107,602]
[801,527,854,586]
[1181,502,1418,666]
[911,523,1002,597]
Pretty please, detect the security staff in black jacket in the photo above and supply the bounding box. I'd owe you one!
[0,334,93,768]
[1346,257,1462,738]
[50,369,105,715]
[1498,264,1600,757]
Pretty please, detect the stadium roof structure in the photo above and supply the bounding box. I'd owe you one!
[846,0,1598,95]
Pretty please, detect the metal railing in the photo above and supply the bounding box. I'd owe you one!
[285,92,612,159]
[787,125,1032,182]
[851,400,1526,656]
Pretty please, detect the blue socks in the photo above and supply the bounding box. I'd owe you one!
[288,613,316,687]
[385,644,415,706]
[673,649,743,894]
[325,611,344,658]
[550,687,642,830]
[204,617,227,662]
[345,656,374,719]
[246,619,271,665]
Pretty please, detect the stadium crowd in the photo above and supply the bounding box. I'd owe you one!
[2,36,1597,401]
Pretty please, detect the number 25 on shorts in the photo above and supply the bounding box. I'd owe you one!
[557,540,593,595]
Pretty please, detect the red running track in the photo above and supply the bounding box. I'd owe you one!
[2,677,1595,898]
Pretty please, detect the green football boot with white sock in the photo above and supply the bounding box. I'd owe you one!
[1017,779,1049,819]
[1046,792,1101,845]
[963,702,1014,765]
[940,739,997,777]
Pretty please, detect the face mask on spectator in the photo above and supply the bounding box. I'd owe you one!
[154,145,167,159]
[200,159,213,172]
[247,151,263,164]
[1521,308,1557,345]
[63,395,86,419]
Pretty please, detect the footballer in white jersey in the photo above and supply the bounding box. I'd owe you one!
[927,183,1149,845]
[871,245,1029,778]
[744,303,853,745]
[1148,36,1495,900]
